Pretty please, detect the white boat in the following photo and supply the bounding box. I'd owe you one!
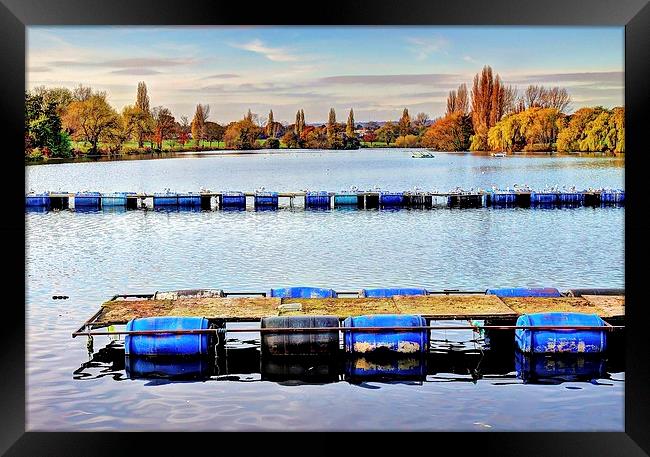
[491,152,506,157]
[412,151,435,158]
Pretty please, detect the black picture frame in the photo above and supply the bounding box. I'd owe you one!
[2,0,648,454]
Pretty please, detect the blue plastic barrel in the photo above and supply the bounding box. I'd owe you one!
[360,288,427,298]
[558,192,584,205]
[334,193,358,207]
[124,316,212,357]
[125,356,211,380]
[178,193,201,207]
[153,193,179,206]
[486,287,562,297]
[101,192,132,207]
[531,192,558,205]
[515,312,607,353]
[601,190,625,205]
[25,193,51,208]
[255,191,278,209]
[379,192,404,207]
[268,287,337,298]
[74,192,101,208]
[490,192,516,206]
[305,191,330,209]
[345,355,426,380]
[221,191,246,209]
[343,314,429,354]
[515,351,606,383]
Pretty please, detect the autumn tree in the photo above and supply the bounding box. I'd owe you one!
[63,91,119,154]
[346,108,355,137]
[104,105,140,154]
[422,113,473,151]
[363,131,377,146]
[177,115,191,147]
[469,65,511,150]
[266,110,276,137]
[327,108,337,141]
[446,83,469,116]
[556,107,607,152]
[204,121,225,147]
[398,108,412,136]
[151,106,176,150]
[223,118,262,150]
[413,112,430,134]
[488,107,564,152]
[521,85,571,112]
[191,104,210,146]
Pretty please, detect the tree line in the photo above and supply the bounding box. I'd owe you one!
[25,66,624,160]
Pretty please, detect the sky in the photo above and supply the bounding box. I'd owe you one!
[27,26,624,124]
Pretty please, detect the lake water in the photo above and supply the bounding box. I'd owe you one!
[25,149,625,431]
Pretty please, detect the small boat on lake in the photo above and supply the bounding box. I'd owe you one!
[491,152,506,157]
[412,151,435,158]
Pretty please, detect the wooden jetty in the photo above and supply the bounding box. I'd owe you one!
[30,188,625,212]
[73,291,625,336]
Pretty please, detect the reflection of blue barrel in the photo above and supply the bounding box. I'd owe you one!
[334,192,358,207]
[261,316,340,356]
[558,192,584,205]
[345,355,426,381]
[360,288,427,298]
[153,193,179,206]
[515,351,606,383]
[305,191,330,209]
[379,192,404,208]
[221,192,246,209]
[125,356,211,380]
[601,190,624,205]
[125,317,213,357]
[515,312,607,353]
[75,192,101,208]
[178,193,201,207]
[255,192,278,210]
[343,314,429,354]
[486,287,561,297]
[25,193,51,208]
[269,287,336,298]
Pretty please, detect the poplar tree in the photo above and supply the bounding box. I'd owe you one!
[327,108,336,140]
[191,104,209,147]
[346,108,355,137]
[267,109,275,137]
[134,81,152,148]
[398,108,411,136]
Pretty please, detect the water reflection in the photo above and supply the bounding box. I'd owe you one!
[515,351,607,384]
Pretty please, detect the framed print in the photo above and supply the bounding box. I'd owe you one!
[2,0,649,455]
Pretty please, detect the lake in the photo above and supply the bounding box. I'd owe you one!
[25,149,625,431]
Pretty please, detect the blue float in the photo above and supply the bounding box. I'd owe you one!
[254,191,278,210]
[515,312,608,353]
[268,287,337,298]
[74,192,101,208]
[221,191,246,209]
[25,193,51,208]
[601,190,625,205]
[490,192,517,206]
[178,192,201,207]
[531,192,559,205]
[125,356,211,380]
[305,191,330,209]
[558,192,584,205]
[379,192,404,207]
[101,192,133,207]
[124,316,213,357]
[343,314,429,354]
[515,351,606,383]
[345,355,426,380]
[334,192,358,207]
[486,287,562,297]
[153,192,179,206]
[360,288,427,298]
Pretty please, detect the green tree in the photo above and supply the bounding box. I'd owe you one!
[376,122,398,146]
[556,107,606,152]
[204,121,225,147]
[134,82,153,147]
[152,106,176,150]
[327,108,336,142]
[191,104,210,147]
[25,91,72,157]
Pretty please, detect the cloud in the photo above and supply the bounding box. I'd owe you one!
[463,56,478,64]
[231,39,299,62]
[319,73,460,86]
[406,36,450,60]
[28,66,50,73]
[46,57,195,68]
[111,68,162,75]
[201,73,240,79]
[506,71,623,86]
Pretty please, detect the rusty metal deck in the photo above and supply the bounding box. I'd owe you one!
[81,294,625,330]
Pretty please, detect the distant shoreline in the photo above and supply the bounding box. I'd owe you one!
[24,147,624,166]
